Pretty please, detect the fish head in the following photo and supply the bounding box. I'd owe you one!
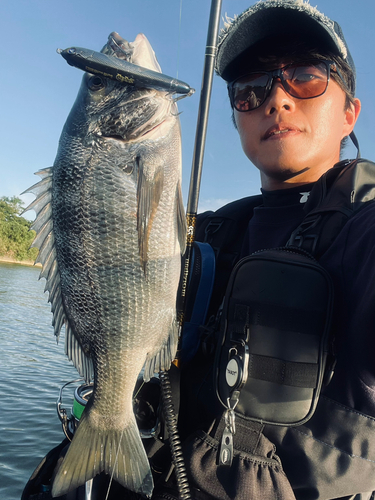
[62,32,178,143]
[55,32,185,272]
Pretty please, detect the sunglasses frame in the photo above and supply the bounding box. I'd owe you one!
[228,59,343,112]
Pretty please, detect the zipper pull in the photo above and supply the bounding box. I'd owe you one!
[218,392,239,467]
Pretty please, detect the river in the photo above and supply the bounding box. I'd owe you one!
[0,262,78,500]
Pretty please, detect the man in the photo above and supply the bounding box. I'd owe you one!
[175,1,375,500]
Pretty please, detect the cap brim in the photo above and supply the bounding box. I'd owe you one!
[217,4,348,82]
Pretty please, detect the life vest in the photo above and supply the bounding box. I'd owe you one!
[179,158,375,494]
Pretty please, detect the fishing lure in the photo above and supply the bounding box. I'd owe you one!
[57,45,194,95]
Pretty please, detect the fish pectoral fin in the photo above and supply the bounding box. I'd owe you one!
[176,181,187,255]
[144,316,178,381]
[137,160,164,272]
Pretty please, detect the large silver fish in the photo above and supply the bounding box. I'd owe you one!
[23,32,187,497]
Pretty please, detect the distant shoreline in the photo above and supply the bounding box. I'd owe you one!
[0,256,41,268]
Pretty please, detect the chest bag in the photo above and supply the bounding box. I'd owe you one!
[214,246,333,429]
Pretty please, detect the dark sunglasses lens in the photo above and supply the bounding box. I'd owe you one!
[283,61,328,98]
[232,74,269,111]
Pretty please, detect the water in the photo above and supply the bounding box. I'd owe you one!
[0,262,78,500]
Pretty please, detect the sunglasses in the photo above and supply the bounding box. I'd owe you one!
[228,60,343,112]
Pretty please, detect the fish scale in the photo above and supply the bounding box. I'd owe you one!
[23,31,187,498]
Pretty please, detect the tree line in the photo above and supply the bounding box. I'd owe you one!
[0,196,39,262]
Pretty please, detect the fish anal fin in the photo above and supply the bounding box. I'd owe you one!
[137,160,164,273]
[65,323,94,382]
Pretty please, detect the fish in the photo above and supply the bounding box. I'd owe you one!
[23,31,187,498]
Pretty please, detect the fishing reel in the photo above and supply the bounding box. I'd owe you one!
[56,379,92,441]
[133,376,161,438]
[56,376,161,441]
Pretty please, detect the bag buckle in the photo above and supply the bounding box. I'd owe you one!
[218,393,239,467]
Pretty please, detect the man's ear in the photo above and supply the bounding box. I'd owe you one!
[342,98,361,139]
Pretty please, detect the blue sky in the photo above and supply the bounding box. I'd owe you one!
[1,0,374,215]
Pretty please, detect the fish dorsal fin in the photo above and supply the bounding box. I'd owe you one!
[137,159,164,273]
[23,168,63,340]
[22,169,93,382]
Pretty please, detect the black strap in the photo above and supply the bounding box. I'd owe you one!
[288,159,375,258]
[249,354,318,388]
[350,131,361,158]
[196,195,263,319]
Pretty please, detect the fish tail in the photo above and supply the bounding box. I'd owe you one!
[51,412,153,498]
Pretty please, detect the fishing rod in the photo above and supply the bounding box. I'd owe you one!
[159,4,223,500]
[177,0,223,340]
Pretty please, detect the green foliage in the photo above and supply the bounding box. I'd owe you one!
[0,196,39,261]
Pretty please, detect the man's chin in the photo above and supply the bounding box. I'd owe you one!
[266,166,310,183]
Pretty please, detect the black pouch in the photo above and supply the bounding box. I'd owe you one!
[153,416,297,500]
[214,247,334,427]
[182,417,296,500]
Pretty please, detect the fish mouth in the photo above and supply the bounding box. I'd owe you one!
[103,32,162,73]
[139,118,168,137]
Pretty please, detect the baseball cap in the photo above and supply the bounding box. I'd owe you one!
[216,0,356,87]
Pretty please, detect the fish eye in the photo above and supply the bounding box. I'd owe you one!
[87,75,106,91]
[122,164,134,175]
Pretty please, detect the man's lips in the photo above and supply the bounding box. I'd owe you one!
[262,124,302,140]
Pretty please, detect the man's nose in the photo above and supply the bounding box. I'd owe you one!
[264,78,295,114]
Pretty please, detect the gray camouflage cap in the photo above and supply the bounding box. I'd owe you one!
[216,0,356,86]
